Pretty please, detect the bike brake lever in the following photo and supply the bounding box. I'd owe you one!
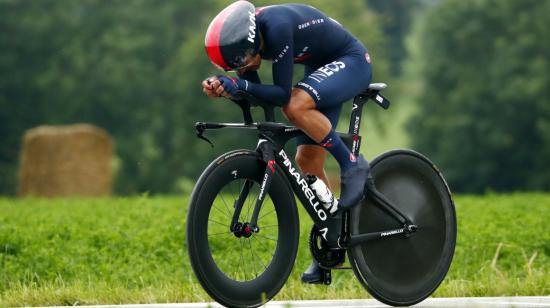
[196,124,214,147]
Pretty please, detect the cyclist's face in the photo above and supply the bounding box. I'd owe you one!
[237,54,261,75]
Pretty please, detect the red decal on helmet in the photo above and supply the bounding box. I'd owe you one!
[205,2,244,70]
[255,5,273,15]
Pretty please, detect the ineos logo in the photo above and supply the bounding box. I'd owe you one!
[307,61,346,83]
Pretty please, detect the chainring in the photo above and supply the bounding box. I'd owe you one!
[309,225,346,269]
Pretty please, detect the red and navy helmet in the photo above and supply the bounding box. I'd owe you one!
[205,1,260,71]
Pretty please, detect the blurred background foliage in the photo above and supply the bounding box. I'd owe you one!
[407,0,550,192]
[1,0,549,195]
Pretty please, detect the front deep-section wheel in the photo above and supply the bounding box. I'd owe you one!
[348,149,456,306]
[186,150,299,308]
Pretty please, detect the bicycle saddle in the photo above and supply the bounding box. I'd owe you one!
[367,83,387,91]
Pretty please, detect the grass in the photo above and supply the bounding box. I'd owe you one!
[0,193,549,306]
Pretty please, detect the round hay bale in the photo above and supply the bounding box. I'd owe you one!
[18,124,113,197]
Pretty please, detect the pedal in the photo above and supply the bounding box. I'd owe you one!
[322,268,332,285]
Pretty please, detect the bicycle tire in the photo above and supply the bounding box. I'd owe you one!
[186,150,299,308]
[348,149,456,306]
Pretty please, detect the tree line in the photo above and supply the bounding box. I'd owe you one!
[0,0,387,195]
[2,0,548,195]
[408,0,550,192]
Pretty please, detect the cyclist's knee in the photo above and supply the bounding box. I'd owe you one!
[282,101,303,124]
[283,88,315,123]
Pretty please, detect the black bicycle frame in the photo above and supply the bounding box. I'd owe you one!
[195,89,417,249]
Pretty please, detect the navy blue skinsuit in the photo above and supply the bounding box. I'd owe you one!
[239,4,373,145]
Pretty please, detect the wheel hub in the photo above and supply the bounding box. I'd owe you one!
[232,222,253,238]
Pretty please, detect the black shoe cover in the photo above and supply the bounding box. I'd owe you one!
[301,260,324,284]
[338,154,370,212]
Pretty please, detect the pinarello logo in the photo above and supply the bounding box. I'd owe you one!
[365,52,371,64]
[349,153,357,162]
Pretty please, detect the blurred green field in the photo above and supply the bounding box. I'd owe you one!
[0,194,549,306]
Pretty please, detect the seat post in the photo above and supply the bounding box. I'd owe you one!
[347,83,389,135]
[345,94,369,156]
[344,83,388,155]
[347,94,368,136]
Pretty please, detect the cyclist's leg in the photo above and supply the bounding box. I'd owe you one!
[294,67,346,283]
[290,45,373,281]
[296,145,329,185]
[294,105,343,188]
[290,44,372,160]
[295,106,344,284]
[293,42,373,210]
[282,88,332,142]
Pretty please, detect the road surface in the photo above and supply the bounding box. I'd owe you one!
[46,296,550,308]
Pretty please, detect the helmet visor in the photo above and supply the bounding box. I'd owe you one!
[225,53,257,72]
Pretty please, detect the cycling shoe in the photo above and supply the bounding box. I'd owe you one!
[301,261,324,284]
[337,154,370,212]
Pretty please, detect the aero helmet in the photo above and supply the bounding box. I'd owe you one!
[205,1,260,71]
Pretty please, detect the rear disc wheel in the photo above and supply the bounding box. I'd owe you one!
[348,149,456,306]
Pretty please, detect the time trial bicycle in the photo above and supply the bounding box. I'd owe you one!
[186,83,456,307]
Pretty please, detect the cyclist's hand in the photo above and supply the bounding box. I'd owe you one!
[217,75,247,97]
[202,77,223,98]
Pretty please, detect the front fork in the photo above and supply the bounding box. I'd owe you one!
[230,140,275,233]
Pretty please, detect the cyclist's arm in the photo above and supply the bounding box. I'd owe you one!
[238,70,261,84]
[241,23,293,105]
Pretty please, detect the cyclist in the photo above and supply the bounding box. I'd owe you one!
[202,1,372,284]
